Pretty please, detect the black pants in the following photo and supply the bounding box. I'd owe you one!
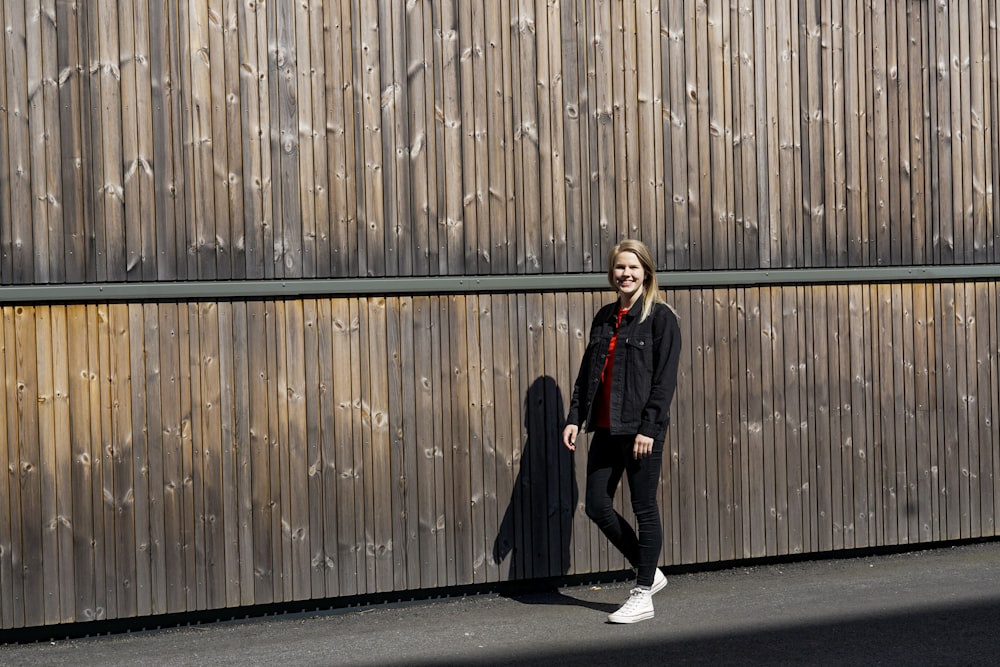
[584,430,664,588]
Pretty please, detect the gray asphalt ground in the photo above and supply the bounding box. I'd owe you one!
[3,540,1000,666]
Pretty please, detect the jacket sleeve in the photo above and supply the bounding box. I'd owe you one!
[638,305,682,440]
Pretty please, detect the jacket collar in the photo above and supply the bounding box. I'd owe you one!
[604,296,644,323]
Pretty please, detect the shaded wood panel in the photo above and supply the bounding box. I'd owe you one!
[0,1,998,285]
[2,282,999,628]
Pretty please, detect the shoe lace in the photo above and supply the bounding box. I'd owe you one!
[619,588,650,612]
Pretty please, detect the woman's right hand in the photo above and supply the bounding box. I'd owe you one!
[562,424,579,451]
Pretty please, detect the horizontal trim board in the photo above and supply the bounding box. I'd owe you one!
[2,265,999,304]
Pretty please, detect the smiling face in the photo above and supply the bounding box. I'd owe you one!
[612,250,646,306]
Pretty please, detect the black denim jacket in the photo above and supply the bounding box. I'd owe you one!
[565,297,682,442]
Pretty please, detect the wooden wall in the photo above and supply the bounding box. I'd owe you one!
[2,283,998,628]
[1,0,997,282]
[1,0,999,630]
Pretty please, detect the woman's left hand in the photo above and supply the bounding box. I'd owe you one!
[633,434,654,459]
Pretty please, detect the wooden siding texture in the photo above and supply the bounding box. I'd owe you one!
[0,0,999,631]
[1,285,998,627]
[0,0,997,283]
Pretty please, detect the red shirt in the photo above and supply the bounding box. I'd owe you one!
[592,306,630,429]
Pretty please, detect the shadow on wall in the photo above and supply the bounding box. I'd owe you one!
[492,376,578,581]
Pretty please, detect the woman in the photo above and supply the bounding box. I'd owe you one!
[562,239,682,624]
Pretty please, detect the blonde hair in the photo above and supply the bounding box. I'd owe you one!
[606,239,666,322]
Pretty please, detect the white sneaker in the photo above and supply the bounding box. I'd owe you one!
[608,587,654,624]
[651,568,667,595]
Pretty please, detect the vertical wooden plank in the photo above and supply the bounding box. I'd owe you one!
[87,304,112,619]
[302,299,326,597]
[329,299,359,595]
[565,292,590,572]
[825,0,849,266]
[975,283,996,535]
[912,284,934,542]
[558,0,584,272]
[827,285,848,550]
[0,0,10,285]
[263,300,284,600]
[900,285,918,542]
[270,301,292,600]
[864,286,879,546]
[3,0,33,283]
[534,0,558,273]
[591,0,615,259]
[464,295,487,582]
[235,0,265,278]
[66,305,96,621]
[395,296,421,587]
[931,1,955,263]
[54,0,87,282]
[117,0,144,280]
[446,295,472,583]
[314,299,337,597]
[674,289,698,563]
[713,289,736,561]
[476,295,500,582]
[0,308,21,627]
[707,0,734,268]
[27,0,58,283]
[293,0,317,277]
[511,0,541,272]
[127,304,152,617]
[770,287,790,555]
[888,0,912,266]
[870,0,891,265]
[430,295,451,584]
[841,285,872,547]
[907,0,931,265]
[877,284,899,545]
[551,292,576,575]
[216,302,243,605]
[541,293,566,575]
[97,0,126,280]
[809,286,833,551]
[34,306,60,622]
[457,0,482,273]
[953,2,973,265]
[232,302,256,604]
[987,282,999,532]
[939,283,961,539]
[731,0,757,269]
[244,302,270,603]
[282,301,311,599]
[12,306,41,626]
[635,0,660,255]
[356,0,382,276]
[733,287,751,558]
[759,0,781,266]
[107,304,137,617]
[365,296,394,591]
[381,0,411,276]
[844,0,868,265]
[801,0,825,266]
[274,0,302,278]
[349,298,375,592]
[156,303,186,612]
[410,296,438,587]
[957,284,978,537]
[141,303,167,615]
[178,303,203,610]
[404,0,433,274]
[489,294,515,580]
[742,287,766,557]
[694,289,716,561]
